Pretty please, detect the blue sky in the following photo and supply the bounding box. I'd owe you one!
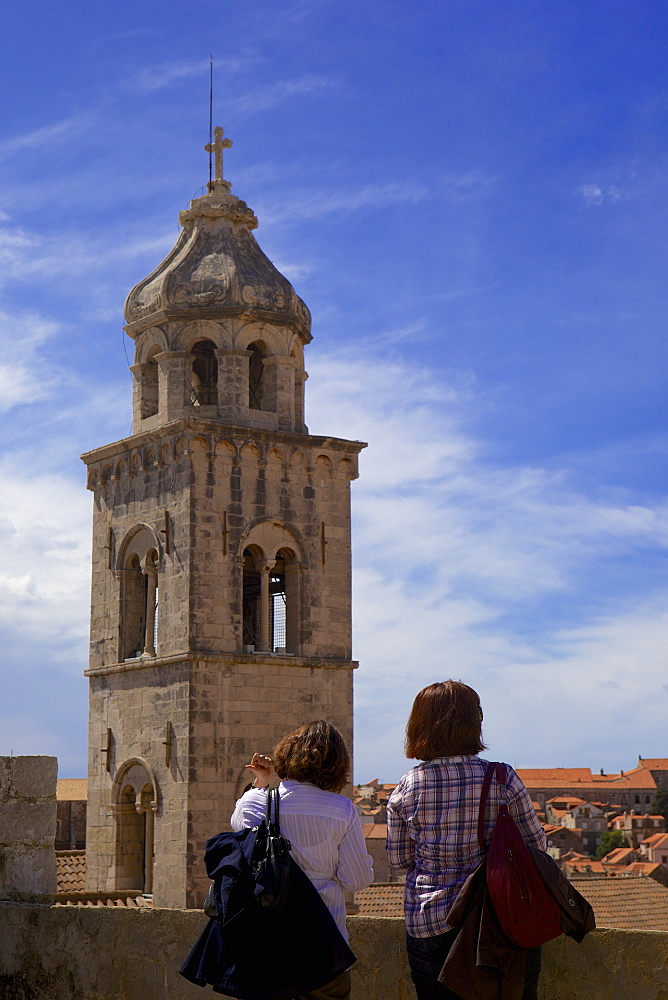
[1,1,667,781]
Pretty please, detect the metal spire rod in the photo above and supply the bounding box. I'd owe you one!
[208,56,213,188]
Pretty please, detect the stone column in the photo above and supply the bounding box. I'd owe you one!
[143,566,157,656]
[294,370,308,433]
[262,356,297,431]
[216,348,252,423]
[155,351,191,423]
[284,561,302,654]
[139,803,156,894]
[259,560,276,652]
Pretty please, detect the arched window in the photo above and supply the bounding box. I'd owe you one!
[242,547,262,651]
[272,549,299,653]
[248,342,265,410]
[270,556,286,652]
[119,530,160,661]
[191,339,218,405]
[113,760,156,894]
[240,539,300,655]
[121,555,147,660]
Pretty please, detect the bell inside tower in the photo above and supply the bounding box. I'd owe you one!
[248,342,266,410]
[190,340,218,405]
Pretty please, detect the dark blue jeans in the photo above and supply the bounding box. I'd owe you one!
[406,931,541,1000]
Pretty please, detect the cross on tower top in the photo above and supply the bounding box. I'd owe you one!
[205,126,233,189]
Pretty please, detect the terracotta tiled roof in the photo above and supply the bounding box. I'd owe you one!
[55,850,152,907]
[517,769,593,785]
[623,863,662,876]
[356,875,668,930]
[56,778,87,802]
[54,894,152,908]
[561,851,591,862]
[363,824,388,840]
[602,848,635,865]
[566,861,607,875]
[542,824,582,836]
[546,796,585,807]
[574,876,668,930]
[642,833,668,849]
[355,883,404,918]
[517,768,657,791]
[638,759,668,771]
[56,850,86,892]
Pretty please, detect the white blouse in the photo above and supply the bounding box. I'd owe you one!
[231,779,374,939]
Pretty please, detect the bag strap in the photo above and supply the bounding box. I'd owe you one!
[477,761,508,850]
[264,786,281,837]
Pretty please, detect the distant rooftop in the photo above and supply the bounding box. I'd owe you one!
[356,875,668,931]
[56,778,87,801]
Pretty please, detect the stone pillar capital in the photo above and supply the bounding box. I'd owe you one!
[215,348,252,358]
[261,354,298,370]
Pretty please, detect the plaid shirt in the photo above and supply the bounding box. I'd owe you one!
[386,755,547,938]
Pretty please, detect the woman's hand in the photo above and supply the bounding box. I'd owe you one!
[245,752,276,789]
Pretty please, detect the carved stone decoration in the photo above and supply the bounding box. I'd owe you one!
[124,183,312,342]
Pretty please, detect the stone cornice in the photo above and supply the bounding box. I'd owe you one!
[85,650,359,677]
[80,415,367,466]
[123,304,313,343]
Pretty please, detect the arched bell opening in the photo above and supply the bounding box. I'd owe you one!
[190,339,218,405]
[119,533,160,661]
[248,342,266,411]
[274,548,299,654]
[241,543,300,655]
[242,546,262,652]
[141,345,161,418]
[120,555,147,660]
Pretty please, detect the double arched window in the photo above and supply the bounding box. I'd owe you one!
[112,758,157,894]
[241,528,302,654]
[118,527,160,661]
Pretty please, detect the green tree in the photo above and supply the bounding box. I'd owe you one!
[594,829,627,861]
[650,790,668,825]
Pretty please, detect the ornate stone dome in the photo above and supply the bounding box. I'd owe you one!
[123,138,311,343]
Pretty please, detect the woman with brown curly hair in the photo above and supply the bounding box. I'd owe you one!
[231,720,374,1000]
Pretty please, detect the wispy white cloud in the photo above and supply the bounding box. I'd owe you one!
[0,310,62,412]
[0,220,174,290]
[261,168,494,225]
[261,181,429,225]
[576,183,625,208]
[0,115,93,161]
[0,459,91,641]
[233,74,342,115]
[125,52,259,94]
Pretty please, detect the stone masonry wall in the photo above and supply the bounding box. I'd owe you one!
[0,757,57,903]
[1,904,667,1000]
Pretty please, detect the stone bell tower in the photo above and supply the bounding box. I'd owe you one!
[81,129,365,908]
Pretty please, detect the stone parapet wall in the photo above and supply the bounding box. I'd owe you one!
[1,904,668,999]
[0,756,57,903]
